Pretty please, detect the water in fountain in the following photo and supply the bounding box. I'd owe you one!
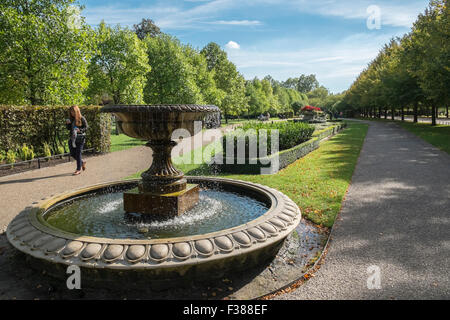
[44,187,268,239]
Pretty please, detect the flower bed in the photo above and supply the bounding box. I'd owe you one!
[301,105,327,123]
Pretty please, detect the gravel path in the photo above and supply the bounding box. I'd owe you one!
[276,120,450,300]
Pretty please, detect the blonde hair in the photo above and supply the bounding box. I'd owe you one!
[69,106,82,127]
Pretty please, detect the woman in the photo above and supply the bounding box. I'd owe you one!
[66,106,88,175]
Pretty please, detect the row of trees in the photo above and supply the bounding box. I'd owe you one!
[340,0,449,125]
[0,0,334,123]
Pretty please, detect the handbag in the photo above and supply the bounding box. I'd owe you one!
[75,133,86,145]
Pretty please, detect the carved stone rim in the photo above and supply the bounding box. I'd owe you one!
[6,177,301,270]
[101,105,220,114]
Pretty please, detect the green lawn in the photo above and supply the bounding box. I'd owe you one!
[126,122,368,228]
[397,122,450,155]
[110,134,146,152]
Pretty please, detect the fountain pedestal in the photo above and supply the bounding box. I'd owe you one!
[124,184,200,217]
[123,140,199,217]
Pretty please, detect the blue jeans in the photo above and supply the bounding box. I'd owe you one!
[69,138,84,171]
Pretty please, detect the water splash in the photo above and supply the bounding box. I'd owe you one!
[45,188,268,239]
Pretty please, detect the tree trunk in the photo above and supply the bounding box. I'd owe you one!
[378,107,382,118]
[401,106,405,121]
[446,106,449,118]
[384,108,387,119]
[431,105,436,126]
[413,103,418,123]
[391,107,395,121]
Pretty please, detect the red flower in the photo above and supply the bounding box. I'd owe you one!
[301,105,322,112]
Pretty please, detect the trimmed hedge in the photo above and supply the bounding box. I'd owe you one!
[0,105,111,157]
[222,121,315,157]
[219,122,347,174]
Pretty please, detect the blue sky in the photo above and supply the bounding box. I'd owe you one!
[78,0,430,93]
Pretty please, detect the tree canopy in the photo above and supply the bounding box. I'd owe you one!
[341,0,449,125]
[0,0,95,105]
[85,21,150,105]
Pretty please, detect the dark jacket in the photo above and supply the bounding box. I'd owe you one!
[67,116,88,139]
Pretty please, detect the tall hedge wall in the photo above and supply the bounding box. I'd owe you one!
[0,105,111,156]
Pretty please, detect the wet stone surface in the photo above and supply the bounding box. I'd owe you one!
[0,219,327,300]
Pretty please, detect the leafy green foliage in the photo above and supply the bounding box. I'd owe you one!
[133,18,161,40]
[144,34,203,104]
[0,0,95,105]
[0,105,111,156]
[110,134,145,152]
[6,150,16,164]
[201,42,247,121]
[223,121,315,156]
[17,144,35,161]
[343,0,448,125]
[43,142,52,157]
[85,22,150,105]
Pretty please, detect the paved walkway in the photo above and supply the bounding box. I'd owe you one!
[276,120,450,300]
[0,128,231,231]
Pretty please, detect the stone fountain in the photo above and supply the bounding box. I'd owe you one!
[103,105,219,217]
[6,105,302,289]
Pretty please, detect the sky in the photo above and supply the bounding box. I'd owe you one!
[78,0,430,93]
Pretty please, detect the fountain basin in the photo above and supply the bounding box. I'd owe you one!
[7,177,301,287]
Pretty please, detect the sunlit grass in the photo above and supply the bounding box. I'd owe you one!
[110,134,146,152]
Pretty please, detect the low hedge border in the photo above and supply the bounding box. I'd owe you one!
[219,122,347,174]
[0,105,112,157]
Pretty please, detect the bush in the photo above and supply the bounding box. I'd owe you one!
[0,105,112,156]
[17,144,35,161]
[43,143,52,158]
[6,150,16,165]
[57,145,66,155]
[223,121,315,157]
[0,150,5,162]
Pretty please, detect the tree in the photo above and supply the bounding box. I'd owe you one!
[85,22,150,105]
[410,0,449,125]
[133,18,161,40]
[307,86,329,107]
[183,45,224,106]
[0,0,95,105]
[343,0,448,125]
[296,74,319,93]
[200,42,227,71]
[144,34,203,104]
[200,42,247,122]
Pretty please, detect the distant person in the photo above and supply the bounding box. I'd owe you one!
[66,106,88,175]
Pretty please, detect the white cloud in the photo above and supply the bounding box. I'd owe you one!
[291,0,427,28]
[213,20,262,26]
[225,32,396,92]
[225,41,241,49]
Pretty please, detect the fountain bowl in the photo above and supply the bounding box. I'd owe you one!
[102,104,220,140]
[6,177,301,288]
